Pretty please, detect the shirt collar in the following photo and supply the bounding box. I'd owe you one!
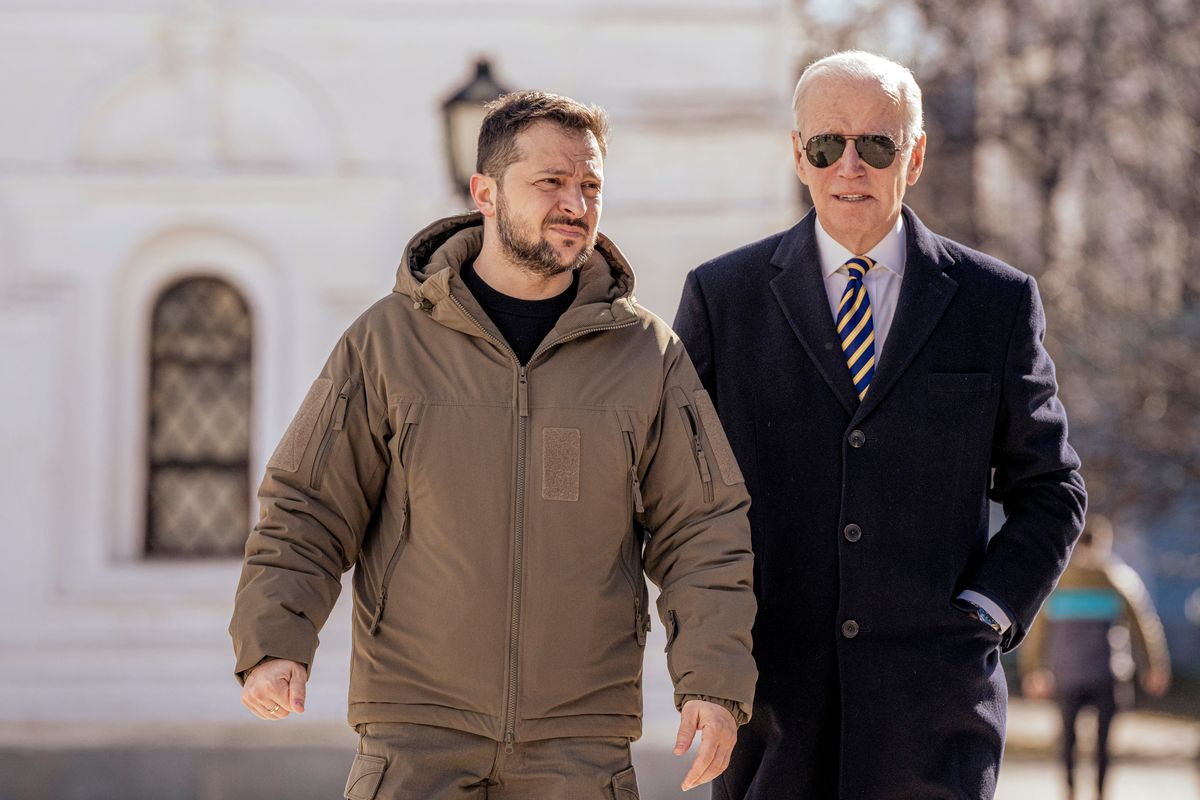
[815,213,907,279]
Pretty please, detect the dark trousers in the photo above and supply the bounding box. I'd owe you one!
[1057,683,1117,798]
[344,723,639,800]
[712,675,842,800]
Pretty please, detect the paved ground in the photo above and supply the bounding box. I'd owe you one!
[631,698,1200,799]
[629,754,1200,799]
[1,699,1196,799]
[995,760,1198,800]
[993,697,1199,799]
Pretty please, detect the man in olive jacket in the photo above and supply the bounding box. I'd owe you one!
[674,52,1086,799]
[229,91,756,799]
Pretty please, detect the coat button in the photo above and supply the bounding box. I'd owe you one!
[843,524,862,542]
[848,429,867,448]
[841,619,859,638]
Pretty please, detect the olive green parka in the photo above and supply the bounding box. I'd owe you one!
[230,213,757,744]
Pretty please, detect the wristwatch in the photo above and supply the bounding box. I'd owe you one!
[973,605,1002,633]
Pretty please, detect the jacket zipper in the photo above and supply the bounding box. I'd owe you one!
[368,493,409,635]
[665,609,681,683]
[618,414,649,645]
[673,392,714,503]
[442,294,527,754]
[441,293,637,753]
[507,364,528,754]
[615,515,644,636]
[634,593,651,646]
[311,376,359,490]
[622,429,645,516]
[368,412,420,636]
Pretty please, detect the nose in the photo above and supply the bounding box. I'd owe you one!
[558,183,587,219]
[836,138,865,177]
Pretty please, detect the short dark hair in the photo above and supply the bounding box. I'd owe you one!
[476,90,609,179]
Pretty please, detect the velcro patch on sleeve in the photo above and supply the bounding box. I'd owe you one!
[693,389,745,486]
[267,378,333,473]
[542,427,581,502]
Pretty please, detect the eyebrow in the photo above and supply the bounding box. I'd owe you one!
[811,129,901,138]
[534,166,603,180]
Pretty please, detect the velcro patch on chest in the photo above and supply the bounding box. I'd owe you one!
[268,377,333,473]
[542,427,581,502]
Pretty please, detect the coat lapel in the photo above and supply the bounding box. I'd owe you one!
[851,206,959,424]
[768,211,859,415]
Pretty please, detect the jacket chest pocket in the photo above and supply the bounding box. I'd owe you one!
[616,409,645,519]
[390,400,423,468]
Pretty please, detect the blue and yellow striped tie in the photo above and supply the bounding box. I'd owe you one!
[836,256,876,400]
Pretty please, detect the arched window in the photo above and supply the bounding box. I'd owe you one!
[146,277,253,557]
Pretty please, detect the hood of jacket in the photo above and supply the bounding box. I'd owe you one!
[392,212,640,344]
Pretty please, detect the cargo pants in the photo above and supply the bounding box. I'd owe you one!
[344,723,641,800]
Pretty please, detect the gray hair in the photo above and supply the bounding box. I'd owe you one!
[791,50,924,148]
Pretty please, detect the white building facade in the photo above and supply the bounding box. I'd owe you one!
[0,0,798,750]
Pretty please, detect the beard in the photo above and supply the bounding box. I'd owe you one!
[496,189,596,278]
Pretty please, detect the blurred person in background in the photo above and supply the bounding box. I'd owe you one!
[1021,514,1171,800]
[229,90,758,799]
[673,50,1087,799]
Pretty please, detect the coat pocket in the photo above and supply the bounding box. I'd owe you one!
[616,409,645,518]
[391,400,423,469]
[611,765,641,799]
[670,387,714,503]
[343,752,386,800]
[311,375,360,490]
[615,410,651,646]
[368,402,422,636]
[367,491,410,636]
[690,389,744,486]
[615,516,651,649]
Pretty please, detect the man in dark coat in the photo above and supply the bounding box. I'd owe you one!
[673,50,1087,799]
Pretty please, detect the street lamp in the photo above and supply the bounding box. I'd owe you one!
[442,57,512,203]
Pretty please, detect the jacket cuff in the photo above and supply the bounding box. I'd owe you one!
[956,589,1013,633]
[232,640,316,685]
[677,694,751,726]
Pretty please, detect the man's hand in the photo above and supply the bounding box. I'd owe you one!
[673,699,738,792]
[241,658,308,720]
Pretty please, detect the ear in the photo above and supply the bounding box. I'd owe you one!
[791,131,811,187]
[905,133,927,186]
[471,173,499,217]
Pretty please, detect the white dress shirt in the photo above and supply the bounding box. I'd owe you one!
[814,214,906,361]
[812,213,1013,635]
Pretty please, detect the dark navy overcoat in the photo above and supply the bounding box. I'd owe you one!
[674,207,1086,799]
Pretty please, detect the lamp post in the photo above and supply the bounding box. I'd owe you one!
[442,57,512,203]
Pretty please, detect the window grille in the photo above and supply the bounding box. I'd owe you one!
[146,277,253,557]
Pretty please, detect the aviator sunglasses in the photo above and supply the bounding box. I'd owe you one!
[800,132,899,169]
